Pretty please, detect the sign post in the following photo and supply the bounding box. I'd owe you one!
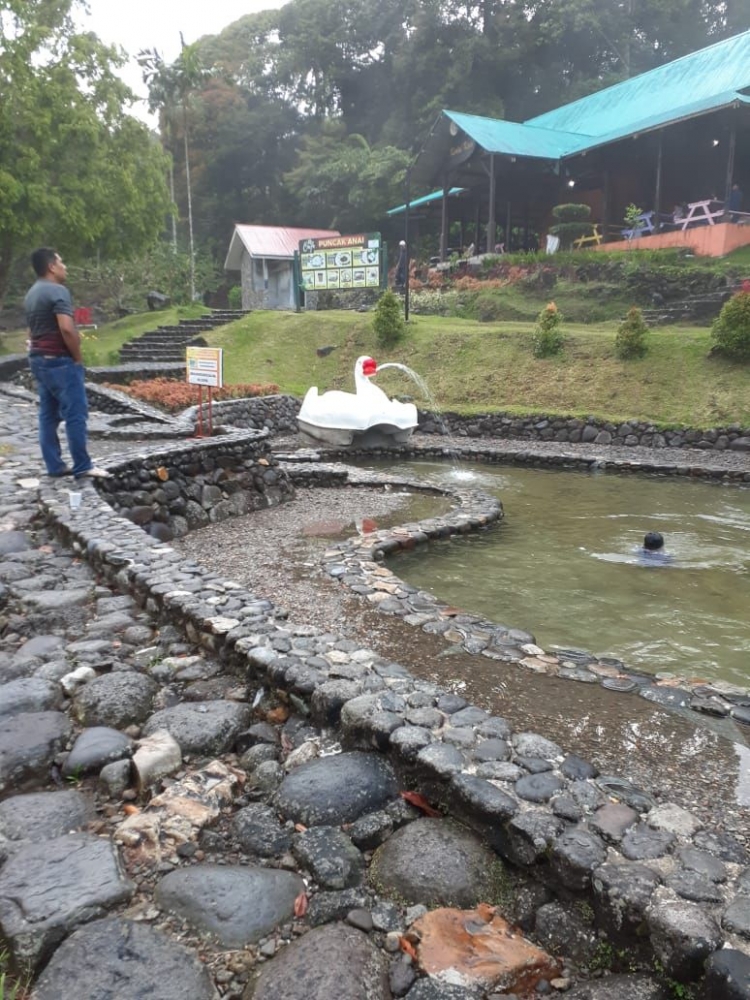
[299,233,382,298]
[186,346,223,438]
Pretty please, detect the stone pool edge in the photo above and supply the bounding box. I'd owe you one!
[278,445,750,726]
[17,427,747,995]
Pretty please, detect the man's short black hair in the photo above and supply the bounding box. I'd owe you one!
[644,531,664,551]
[31,248,59,278]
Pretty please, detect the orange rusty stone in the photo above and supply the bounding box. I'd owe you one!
[413,905,561,994]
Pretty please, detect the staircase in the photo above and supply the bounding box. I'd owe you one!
[640,287,736,326]
[118,310,249,365]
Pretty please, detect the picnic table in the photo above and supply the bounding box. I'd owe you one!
[678,200,725,230]
[621,211,658,240]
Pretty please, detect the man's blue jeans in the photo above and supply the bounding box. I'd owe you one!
[29,355,92,477]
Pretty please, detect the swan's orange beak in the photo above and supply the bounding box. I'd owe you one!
[362,357,377,377]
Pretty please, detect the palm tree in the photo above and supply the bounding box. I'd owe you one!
[138,41,209,301]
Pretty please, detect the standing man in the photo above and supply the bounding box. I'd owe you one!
[24,248,109,479]
[727,183,743,223]
[394,240,407,290]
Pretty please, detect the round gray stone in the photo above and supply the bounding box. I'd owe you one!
[723,896,750,939]
[275,752,398,826]
[513,732,563,760]
[292,826,365,889]
[233,803,292,858]
[75,672,158,728]
[0,789,93,847]
[704,948,750,1000]
[621,824,676,861]
[0,531,30,555]
[0,677,61,717]
[62,726,133,777]
[647,898,723,980]
[515,772,564,803]
[0,711,72,793]
[33,916,217,1000]
[371,817,498,907]
[142,700,253,755]
[155,864,303,948]
[250,922,389,1000]
[0,832,134,970]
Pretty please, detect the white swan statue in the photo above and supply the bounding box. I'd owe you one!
[297,355,419,447]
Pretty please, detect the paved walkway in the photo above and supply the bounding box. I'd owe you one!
[1,385,749,999]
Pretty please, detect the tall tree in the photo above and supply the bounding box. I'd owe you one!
[139,42,210,301]
[0,0,171,304]
[283,120,410,230]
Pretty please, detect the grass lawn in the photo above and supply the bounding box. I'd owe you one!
[201,309,750,428]
[4,298,750,429]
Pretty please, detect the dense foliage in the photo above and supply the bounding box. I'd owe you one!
[0,0,171,304]
[4,0,750,308]
[147,0,750,258]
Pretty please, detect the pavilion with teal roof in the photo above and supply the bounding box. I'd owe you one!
[393,29,750,257]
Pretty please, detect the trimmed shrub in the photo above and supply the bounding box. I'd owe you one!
[615,306,649,359]
[532,301,564,357]
[711,290,750,359]
[227,285,242,309]
[549,203,592,249]
[373,290,406,346]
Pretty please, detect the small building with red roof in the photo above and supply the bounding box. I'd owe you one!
[225,224,340,310]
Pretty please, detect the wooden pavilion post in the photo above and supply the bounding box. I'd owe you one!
[487,154,496,252]
[654,132,663,232]
[724,123,737,205]
[440,178,449,260]
[602,166,611,242]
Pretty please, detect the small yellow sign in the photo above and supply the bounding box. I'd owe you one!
[186,347,223,388]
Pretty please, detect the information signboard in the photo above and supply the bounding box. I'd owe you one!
[186,347,223,388]
[299,232,382,292]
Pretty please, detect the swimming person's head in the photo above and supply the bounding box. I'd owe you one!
[643,531,664,551]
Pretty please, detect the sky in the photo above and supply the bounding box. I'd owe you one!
[77,0,288,118]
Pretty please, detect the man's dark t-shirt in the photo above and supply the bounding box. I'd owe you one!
[24,279,74,357]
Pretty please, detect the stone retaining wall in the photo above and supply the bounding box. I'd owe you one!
[174,393,750,455]
[34,435,750,997]
[420,412,750,452]
[187,393,300,435]
[93,431,294,542]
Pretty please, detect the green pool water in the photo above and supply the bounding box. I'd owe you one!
[372,460,750,689]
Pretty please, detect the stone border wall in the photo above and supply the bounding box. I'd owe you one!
[173,393,750,455]
[420,412,750,452]
[30,434,750,995]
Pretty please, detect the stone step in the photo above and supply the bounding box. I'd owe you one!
[117,310,250,364]
[131,334,207,344]
[119,347,204,361]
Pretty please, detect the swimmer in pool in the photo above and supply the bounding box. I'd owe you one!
[638,531,672,565]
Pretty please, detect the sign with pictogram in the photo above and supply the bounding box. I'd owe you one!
[299,232,382,292]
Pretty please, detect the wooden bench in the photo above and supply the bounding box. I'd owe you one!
[572,224,603,249]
